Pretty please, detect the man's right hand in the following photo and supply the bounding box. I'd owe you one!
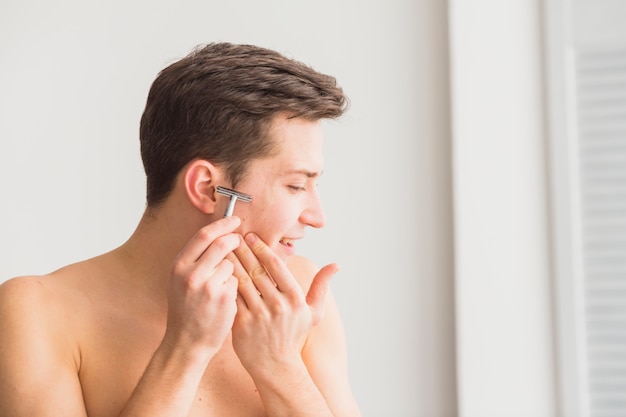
[162,216,241,362]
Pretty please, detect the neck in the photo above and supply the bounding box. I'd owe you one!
[114,200,216,302]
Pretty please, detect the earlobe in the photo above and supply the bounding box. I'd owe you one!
[183,160,220,214]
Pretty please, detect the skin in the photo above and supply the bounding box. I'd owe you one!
[0,115,361,417]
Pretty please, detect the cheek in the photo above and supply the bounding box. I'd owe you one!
[237,202,270,230]
[247,201,294,234]
[257,202,286,228]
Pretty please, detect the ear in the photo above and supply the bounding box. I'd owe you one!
[183,159,222,214]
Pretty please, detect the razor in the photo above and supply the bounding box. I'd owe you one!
[216,186,253,217]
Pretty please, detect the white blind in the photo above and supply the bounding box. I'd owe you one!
[576,47,626,417]
[546,1,626,416]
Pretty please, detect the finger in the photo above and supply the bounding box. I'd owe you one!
[226,250,263,307]
[235,291,249,311]
[192,233,241,277]
[201,261,238,309]
[234,234,283,297]
[242,233,299,294]
[171,233,241,294]
[226,245,248,284]
[207,258,235,284]
[176,217,241,264]
[175,234,240,289]
[306,263,339,326]
[222,274,239,297]
[212,271,239,301]
[181,258,233,294]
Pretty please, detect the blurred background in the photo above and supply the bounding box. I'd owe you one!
[1,1,624,416]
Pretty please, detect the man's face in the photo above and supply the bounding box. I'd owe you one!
[232,115,326,260]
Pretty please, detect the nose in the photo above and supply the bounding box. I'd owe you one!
[300,189,326,229]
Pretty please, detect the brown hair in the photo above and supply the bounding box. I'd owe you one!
[139,42,348,207]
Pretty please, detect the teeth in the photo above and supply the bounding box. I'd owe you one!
[280,238,292,246]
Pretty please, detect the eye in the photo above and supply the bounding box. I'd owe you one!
[288,185,306,192]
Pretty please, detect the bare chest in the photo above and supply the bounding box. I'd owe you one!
[76,315,265,417]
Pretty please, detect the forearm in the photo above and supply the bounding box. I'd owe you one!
[117,218,240,416]
[117,341,211,417]
[252,359,335,417]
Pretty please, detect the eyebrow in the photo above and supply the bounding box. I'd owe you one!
[282,169,323,178]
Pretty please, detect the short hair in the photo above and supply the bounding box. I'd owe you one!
[139,42,348,207]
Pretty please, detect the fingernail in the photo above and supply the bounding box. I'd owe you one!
[245,233,257,244]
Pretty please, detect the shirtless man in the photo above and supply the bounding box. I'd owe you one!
[0,42,361,417]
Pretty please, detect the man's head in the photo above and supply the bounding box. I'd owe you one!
[139,42,348,207]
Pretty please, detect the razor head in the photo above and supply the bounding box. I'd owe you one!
[216,186,253,217]
[216,186,253,202]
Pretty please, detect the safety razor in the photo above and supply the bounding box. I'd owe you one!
[216,186,253,217]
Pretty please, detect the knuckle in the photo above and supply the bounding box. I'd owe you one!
[284,293,304,310]
[271,299,288,315]
[170,260,186,278]
[265,255,283,271]
[257,307,272,321]
[237,274,253,285]
[211,237,230,253]
[195,227,214,243]
[213,234,239,254]
[237,243,254,258]
[251,241,270,256]
[185,269,205,286]
[171,264,196,289]
[221,259,235,275]
[249,265,268,280]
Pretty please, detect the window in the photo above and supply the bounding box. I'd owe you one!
[545,1,626,416]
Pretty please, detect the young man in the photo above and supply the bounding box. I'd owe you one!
[0,42,361,417]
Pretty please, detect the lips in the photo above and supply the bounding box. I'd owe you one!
[279,238,294,247]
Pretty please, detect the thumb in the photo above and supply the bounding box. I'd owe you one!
[306,263,339,326]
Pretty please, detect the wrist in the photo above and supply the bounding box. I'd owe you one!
[247,357,334,417]
[247,353,308,385]
[158,331,218,372]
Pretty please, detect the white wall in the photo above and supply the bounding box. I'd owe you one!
[0,1,455,416]
[449,1,556,416]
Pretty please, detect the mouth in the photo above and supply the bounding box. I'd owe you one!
[279,238,295,248]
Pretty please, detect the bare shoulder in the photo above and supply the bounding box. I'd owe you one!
[286,255,319,290]
[0,275,64,324]
[0,271,84,359]
[0,271,88,416]
[0,265,90,326]
[0,275,45,305]
[0,259,102,358]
